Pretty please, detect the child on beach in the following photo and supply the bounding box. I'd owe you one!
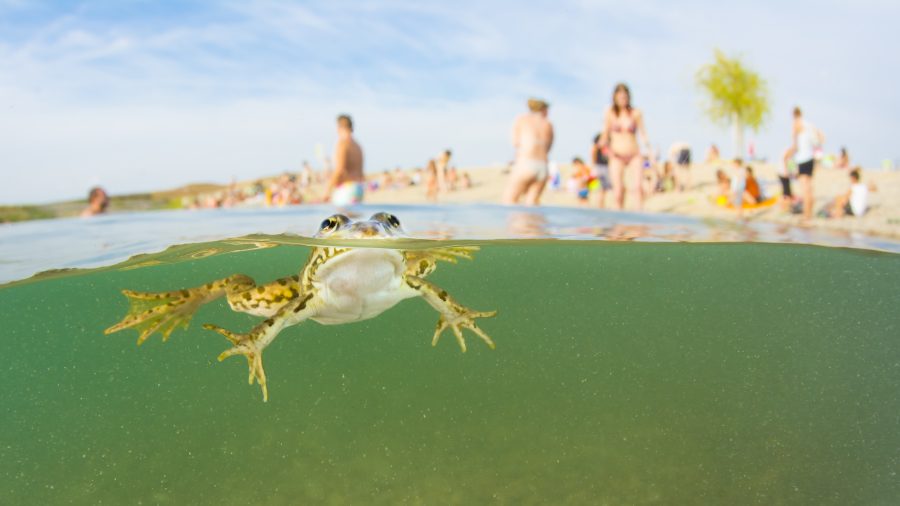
[779,148,797,212]
[827,168,873,218]
[744,166,762,205]
[590,133,612,208]
[715,169,730,202]
[729,158,746,211]
[570,157,593,204]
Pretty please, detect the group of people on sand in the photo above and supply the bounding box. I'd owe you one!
[714,159,767,216]
[180,117,477,209]
[567,137,692,208]
[366,155,472,200]
[421,150,472,201]
[302,117,477,206]
[503,84,655,209]
[82,91,873,221]
[505,84,703,210]
[709,106,872,220]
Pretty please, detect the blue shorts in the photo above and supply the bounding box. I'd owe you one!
[331,182,364,206]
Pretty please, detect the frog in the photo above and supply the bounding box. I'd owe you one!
[105,212,497,401]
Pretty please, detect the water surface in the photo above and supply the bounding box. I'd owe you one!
[3,204,898,285]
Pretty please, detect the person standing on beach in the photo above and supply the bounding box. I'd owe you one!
[425,159,439,202]
[778,147,797,212]
[436,150,452,194]
[668,141,691,192]
[323,114,365,206]
[504,98,554,205]
[590,132,612,208]
[599,83,651,210]
[788,106,822,220]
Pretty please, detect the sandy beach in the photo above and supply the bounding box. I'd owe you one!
[332,161,900,240]
[5,161,897,243]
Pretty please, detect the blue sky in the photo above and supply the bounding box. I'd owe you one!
[1,0,898,204]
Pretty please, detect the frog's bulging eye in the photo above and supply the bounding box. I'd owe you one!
[371,212,401,228]
[319,214,348,232]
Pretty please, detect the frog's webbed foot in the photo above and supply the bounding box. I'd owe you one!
[405,246,479,277]
[405,275,497,352]
[104,274,255,345]
[203,294,315,402]
[433,308,498,352]
[105,289,204,345]
[427,245,478,262]
[204,324,269,402]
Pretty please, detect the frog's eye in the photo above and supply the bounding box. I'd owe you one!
[319,214,348,232]
[370,212,401,228]
[319,218,335,231]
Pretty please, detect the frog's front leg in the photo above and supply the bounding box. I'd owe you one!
[105,274,256,345]
[404,275,497,352]
[203,293,316,402]
[224,274,303,318]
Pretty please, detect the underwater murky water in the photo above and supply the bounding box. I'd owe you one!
[1,238,897,504]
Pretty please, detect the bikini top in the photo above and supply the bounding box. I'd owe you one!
[611,111,637,134]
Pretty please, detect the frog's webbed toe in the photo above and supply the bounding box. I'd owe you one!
[405,275,497,352]
[203,294,315,402]
[432,309,498,352]
[426,245,478,262]
[205,324,270,402]
[105,289,204,345]
[105,274,255,345]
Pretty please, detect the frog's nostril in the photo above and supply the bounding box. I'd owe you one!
[361,225,378,237]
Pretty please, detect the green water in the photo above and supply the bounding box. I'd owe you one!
[1,241,898,505]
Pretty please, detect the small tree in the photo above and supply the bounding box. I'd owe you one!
[696,49,770,158]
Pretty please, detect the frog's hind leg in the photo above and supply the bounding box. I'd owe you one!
[404,275,497,352]
[104,274,255,345]
[203,293,315,402]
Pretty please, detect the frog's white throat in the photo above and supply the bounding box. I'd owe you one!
[310,247,410,324]
[312,247,405,294]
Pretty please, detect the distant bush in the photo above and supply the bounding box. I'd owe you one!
[0,206,56,223]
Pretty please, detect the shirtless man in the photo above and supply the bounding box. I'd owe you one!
[323,114,365,206]
[503,98,554,206]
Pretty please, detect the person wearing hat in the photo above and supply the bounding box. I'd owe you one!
[504,98,554,205]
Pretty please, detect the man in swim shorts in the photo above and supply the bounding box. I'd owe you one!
[324,114,365,206]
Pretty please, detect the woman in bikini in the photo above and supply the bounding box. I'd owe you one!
[598,83,651,210]
[503,98,554,206]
